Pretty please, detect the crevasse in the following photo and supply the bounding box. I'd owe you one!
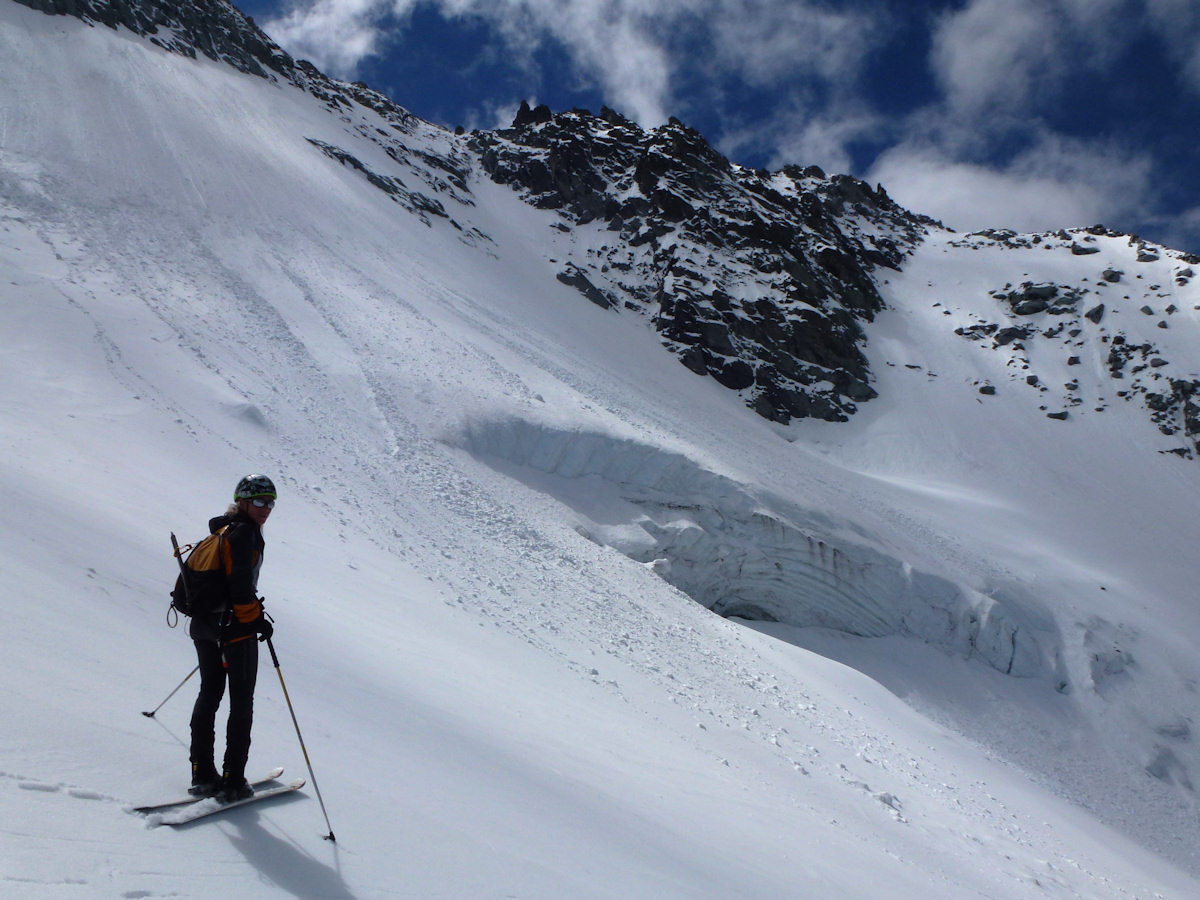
[461,418,1055,678]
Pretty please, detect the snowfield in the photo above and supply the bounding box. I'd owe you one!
[3,3,1200,897]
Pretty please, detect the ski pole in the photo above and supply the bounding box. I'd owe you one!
[266,637,337,842]
[142,665,200,718]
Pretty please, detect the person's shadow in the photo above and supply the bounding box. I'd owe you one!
[218,802,355,898]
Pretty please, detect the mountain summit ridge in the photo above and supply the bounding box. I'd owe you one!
[24,0,929,423]
[21,0,1200,448]
[471,102,936,424]
[15,0,291,78]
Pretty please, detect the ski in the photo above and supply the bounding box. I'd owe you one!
[150,778,305,826]
[133,767,285,813]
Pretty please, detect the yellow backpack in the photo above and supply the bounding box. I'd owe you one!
[170,527,233,618]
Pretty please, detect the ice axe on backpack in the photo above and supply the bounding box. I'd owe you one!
[167,531,190,627]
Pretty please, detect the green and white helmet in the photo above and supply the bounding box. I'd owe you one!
[234,474,277,500]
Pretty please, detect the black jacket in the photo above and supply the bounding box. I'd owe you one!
[189,511,265,643]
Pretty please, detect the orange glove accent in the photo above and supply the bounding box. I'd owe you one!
[233,599,262,624]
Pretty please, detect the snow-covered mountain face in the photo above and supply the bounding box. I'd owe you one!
[21,0,1200,443]
[17,0,293,78]
[474,111,1200,447]
[470,102,932,424]
[6,1,1200,896]
[939,227,1200,453]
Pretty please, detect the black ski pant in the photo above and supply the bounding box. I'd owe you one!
[190,636,258,782]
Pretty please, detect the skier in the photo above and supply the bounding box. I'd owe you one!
[188,474,276,801]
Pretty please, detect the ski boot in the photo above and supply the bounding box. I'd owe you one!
[189,762,221,798]
[218,771,254,803]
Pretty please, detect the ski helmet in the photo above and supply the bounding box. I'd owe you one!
[234,474,277,500]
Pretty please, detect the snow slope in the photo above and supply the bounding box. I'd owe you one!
[3,3,1200,896]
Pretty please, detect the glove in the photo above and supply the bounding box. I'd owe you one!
[256,616,274,642]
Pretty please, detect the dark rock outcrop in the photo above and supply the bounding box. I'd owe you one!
[31,1,937,425]
[470,105,934,422]
[15,0,295,80]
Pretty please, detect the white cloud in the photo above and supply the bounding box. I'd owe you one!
[431,0,878,127]
[1145,0,1200,93]
[264,0,674,120]
[459,96,524,132]
[264,0,882,127]
[265,0,394,76]
[870,152,1094,234]
[718,98,882,177]
[867,134,1155,236]
[706,0,881,87]
[1168,206,1200,255]
[890,0,1193,247]
[929,0,1064,119]
[531,2,672,125]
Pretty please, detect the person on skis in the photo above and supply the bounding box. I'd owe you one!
[188,474,276,801]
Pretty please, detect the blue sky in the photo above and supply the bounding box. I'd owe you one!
[238,0,1200,255]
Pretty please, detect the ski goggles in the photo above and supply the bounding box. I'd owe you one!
[250,497,275,509]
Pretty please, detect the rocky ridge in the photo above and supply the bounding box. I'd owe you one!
[948,226,1200,455]
[20,0,1200,446]
[16,0,291,78]
[25,0,939,425]
[471,102,937,423]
